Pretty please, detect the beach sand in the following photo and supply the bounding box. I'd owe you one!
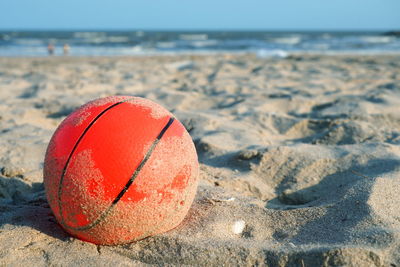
[0,54,399,266]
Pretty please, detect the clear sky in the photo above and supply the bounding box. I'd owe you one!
[0,0,399,31]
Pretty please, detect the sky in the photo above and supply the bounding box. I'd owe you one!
[0,0,399,31]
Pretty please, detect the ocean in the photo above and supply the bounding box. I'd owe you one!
[0,30,399,57]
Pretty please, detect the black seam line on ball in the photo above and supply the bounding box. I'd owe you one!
[57,98,134,228]
[61,116,175,231]
[112,117,175,205]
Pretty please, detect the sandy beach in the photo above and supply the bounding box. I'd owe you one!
[0,53,399,266]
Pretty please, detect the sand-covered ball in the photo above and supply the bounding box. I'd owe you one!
[43,96,199,245]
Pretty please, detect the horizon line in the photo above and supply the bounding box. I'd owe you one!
[0,28,398,32]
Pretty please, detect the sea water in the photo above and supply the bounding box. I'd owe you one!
[0,30,399,57]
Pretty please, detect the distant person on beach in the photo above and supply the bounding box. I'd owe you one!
[63,44,70,55]
[47,43,55,55]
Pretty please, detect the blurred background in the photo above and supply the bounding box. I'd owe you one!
[0,0,399,57]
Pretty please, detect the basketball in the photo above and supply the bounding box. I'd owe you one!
[43,96,199,245]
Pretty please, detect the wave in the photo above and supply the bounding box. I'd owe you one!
[256,49,289,58]
[179,34,208,41]
[360,36,394,44]
[156,42,176,49]
[268,36,302,45]
[189,40,219,48]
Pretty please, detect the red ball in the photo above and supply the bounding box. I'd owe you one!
[43,96,199,245]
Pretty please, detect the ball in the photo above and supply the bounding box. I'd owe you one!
[43,96,199,245]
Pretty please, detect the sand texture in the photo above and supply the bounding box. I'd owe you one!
[0,54,400,266]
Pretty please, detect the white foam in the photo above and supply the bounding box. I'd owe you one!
[269,36,302,45]
[361,36,394,44]
[256,49,289,58]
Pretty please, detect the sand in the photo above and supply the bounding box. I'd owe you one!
[0,54,399,266]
